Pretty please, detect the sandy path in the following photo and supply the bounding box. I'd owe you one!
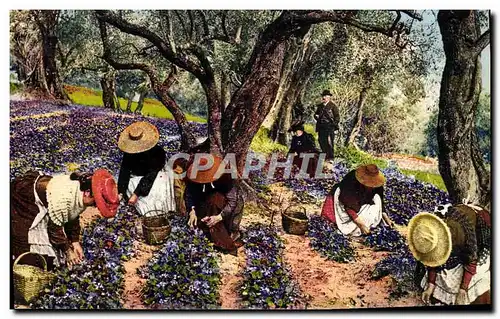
[281,233,423,309]
[218,248,247,309]
[122,220,160,309]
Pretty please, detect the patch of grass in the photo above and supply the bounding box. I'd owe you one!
[336,145,388,169]
[64,85,206,123]
[400,169,447,191]
[250,127,288,154]
[10,82,21,94]
[303,123,318,140]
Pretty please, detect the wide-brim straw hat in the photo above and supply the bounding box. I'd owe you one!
[118,121,159,154]
[91,169,119,218]
[355,164,386,188]
[407,212,452,267]
[187,154,224,184]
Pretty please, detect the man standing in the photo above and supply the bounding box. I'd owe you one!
[314,90,340,160]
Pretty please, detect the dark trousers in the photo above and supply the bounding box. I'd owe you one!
[318,127,335,159]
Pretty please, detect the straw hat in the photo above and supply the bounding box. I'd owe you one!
[187,154,224,184]
[355,164,386,188]
[407,212,452,267]
[92,169,120,218]
[118,121,159,154]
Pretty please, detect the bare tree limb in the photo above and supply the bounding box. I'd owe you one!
[221,11,242,44]
[174,10,190,40]
[287,10,422,38]
[235,25,242,44]
[95,10,204,79]
[389,11,402,34]
[188,10,195,42]
[198,10,210,37]
[165,11,177,55]
[221,11,230,41]
[400,10,424,20]
[474,29,490,56]
[98,19,197,150]
[162,65,178,87]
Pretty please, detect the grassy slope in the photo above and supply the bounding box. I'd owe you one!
[400,169,447,191]
[64,85,206,123]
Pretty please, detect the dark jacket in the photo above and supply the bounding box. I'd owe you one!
[314,101,340,131]
[289,132,318,155]
[117,145,166,198]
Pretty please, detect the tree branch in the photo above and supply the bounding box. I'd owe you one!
[95,10,204,79]
[400,10,424,20]
[174,10,190,41]
[162,65,178,88]
[287,10,421,37]
[474,29,490,56]
[221,11,242,44]
[198,10,210,37]
[221,11,230,41]
[98,18,197,150]
[188,10,195,42]
[98,19,154,76]
[166,11,178,55]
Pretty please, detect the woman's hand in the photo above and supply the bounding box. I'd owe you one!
[66,248,81,269]
[355,217,370,235]
[422,283,435,304]
[455,289,468,305]
[188,208,197,228]
[382,212,395,228]
[202,214,223,228]
[71,242,84,260]
[128,193,138,205]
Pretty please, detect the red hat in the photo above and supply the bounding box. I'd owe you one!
[187,154,224,184]
[91,169,119,218]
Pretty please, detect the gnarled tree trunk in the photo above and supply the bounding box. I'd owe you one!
[437,10,490,208]
[346,74,374,147]
[32,10,69,101]
[100,69,119,110]
[126,92,134,112]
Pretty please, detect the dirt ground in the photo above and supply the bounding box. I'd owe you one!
[212,182,424,309]
[15,158,428,310]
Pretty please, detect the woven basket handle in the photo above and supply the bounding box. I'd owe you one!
[13,252,48,271]
[283,205,306,217]
[282,205,293,217]
[144,209,165,218]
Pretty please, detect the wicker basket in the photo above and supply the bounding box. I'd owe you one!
[282,206,309,235]
[13,252,55,305]
[141,210,171,245]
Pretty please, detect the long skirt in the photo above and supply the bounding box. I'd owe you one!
[195,192,243,252]
[421,255,490,305]
[11,171,57,270]
[321,187,383,237]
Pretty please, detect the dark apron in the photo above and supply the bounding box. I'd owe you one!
[196,192,237,252]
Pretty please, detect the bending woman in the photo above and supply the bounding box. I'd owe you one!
[11,169,119,270]
[321,164,393,236]
[117,121,175,215]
